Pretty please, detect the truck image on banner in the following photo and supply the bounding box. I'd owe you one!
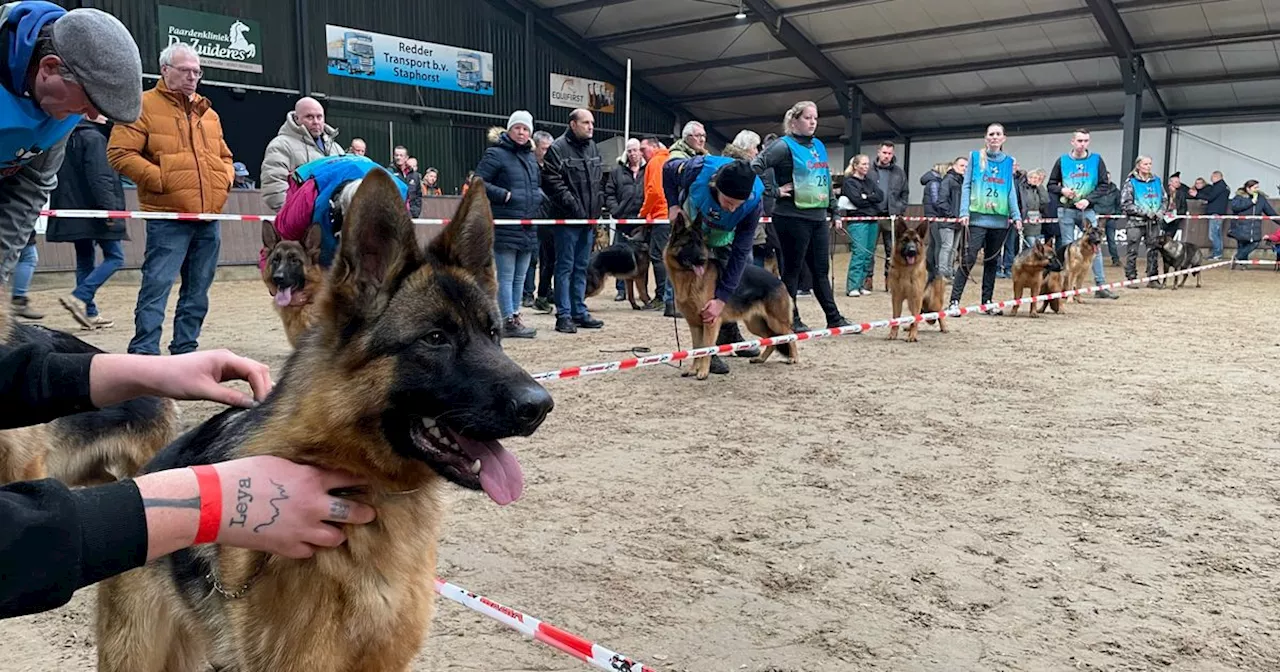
[324,24,494,95]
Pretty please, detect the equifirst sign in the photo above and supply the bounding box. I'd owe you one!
[550,73,616,114]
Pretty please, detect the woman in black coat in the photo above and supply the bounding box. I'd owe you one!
[474,111,543,338]
[47,117,128,330]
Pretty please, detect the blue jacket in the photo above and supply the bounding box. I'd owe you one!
[474,131,541,253]
[662,155,762,303]
[0,2,77,282]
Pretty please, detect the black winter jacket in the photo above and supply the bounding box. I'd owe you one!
[869,157,909,218]
[935,169,965,228]
[920,169,945,217]
[47,121,128,242]
[541,130,604,225]
[1228,190,1277,243]
[475,131,542,252]
[604,161,644,218]
[1191,179,1230,215]
[840,174,884,218]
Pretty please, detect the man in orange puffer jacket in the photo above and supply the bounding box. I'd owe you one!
[638,137,673,313]
[107,43,235,356]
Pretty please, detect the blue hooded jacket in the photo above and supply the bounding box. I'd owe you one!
[0,1,80,177]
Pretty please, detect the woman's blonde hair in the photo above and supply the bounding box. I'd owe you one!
[978,122,1006,175]
[1129,155,1153,178]
[783,101,818,135]
[933,161,952,175]
[844,154,869,178]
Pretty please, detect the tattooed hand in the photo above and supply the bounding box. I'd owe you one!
[210,456,376,558]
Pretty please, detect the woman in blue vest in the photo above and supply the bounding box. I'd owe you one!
[750,101,849,332]
[951,123,1022,314]
[1119,156,1168,287]
[663,155,765,375]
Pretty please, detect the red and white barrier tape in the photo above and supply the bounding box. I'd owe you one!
[531,259,1243,382]
[435,578,656,672]
[37,208,1275,227]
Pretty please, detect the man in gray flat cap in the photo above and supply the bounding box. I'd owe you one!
[0,2,143,285]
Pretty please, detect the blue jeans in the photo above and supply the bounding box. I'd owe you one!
[1234,240,1259,261]
[998,226,1018,274]
[1208,218,1223,258]
[1059,208,1106,285]
[72,239,125,317]
[1105,218,1121,262]
[523,255,536,297]
[495,248,533,319]
[9,242,37,298]
[553,226,592,319]
[129,221,221,355]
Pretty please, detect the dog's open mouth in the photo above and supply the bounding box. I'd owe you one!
[409,416,523,505]
[903,249,919,264]
[692,264,705,278]
[271,283,309,307]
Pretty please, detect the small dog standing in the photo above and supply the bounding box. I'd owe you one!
[1009,239,1057,317]
[1153,233,1205,289]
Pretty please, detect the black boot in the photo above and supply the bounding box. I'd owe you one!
[717,322,760,358]
[664,301,683,319]
[708,355,729,375]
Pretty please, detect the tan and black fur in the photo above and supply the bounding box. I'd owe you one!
[1063,225,1102,304]
[96,172,554,672]
[0,307,178,487]
[262,222,326,348]
[664,210,796,380]
[1009,239,1057,317]
[585,228,653,310]
[1037,266,1066,314]
[887,220,934,342]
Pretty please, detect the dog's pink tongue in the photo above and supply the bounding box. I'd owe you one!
[448,430,524,505]
[693,265,705,278]
[275,287,293,307]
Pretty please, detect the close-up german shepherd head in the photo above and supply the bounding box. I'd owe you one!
[892,219,929,267]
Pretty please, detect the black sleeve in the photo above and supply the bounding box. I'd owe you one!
[83,131,124,210]
[0,344,97,430]
[0,477,148,618]
[1046,159,1065,197]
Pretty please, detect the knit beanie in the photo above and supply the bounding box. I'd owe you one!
[715,160,756,201]
[507,110,534,132]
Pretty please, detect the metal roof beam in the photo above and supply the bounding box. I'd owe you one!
[489,0,730,145]
[674,80,828,104]
[550,0,637,15]
[636,50,794,78]
[739,0,903,136]
[712,109,845,127]
[1135,27,1280,53]
[855,47,1115,84]
[1085,0,1169,119]
[591,15,749,47]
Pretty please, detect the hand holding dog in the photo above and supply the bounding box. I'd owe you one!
[90,350,274,410]
[701,298,725,324]
[136,456,377,562]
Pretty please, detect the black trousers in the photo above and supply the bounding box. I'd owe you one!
[950,226,1008,305]
[774,214,841,324]
[536,226,556,299]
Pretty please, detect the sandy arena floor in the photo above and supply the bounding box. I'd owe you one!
[2,258,1277,671]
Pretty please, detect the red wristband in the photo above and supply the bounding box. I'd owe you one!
[191,465,222,545]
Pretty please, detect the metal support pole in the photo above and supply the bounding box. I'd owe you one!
[1162,121,1174,178]
[1120,56,1144,173]
[294,0,311,95]
[843,85,862,168]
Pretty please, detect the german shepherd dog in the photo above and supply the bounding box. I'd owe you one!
[1009,239,1057,317]
[262,222,325,348]
[0,309,178,486]
[1062,224,1103,303]
[585,227,652,309]
[887,220,936,342]
[665,210,797,380]
[1153,233,1205,289]
[96,172,555,672]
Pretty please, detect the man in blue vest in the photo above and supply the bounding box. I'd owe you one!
[1047,129,1120,299]
[0,2,142,284]
[663,155,764,375]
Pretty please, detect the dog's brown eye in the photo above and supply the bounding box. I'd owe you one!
[489,327,500,340]
[424,330,447,346]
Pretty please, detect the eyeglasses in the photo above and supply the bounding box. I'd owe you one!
[166,65,203,79]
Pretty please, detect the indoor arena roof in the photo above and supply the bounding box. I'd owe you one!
[523,0,1280,142]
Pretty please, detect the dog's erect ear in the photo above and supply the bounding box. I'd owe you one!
[262,220,280,249]
[302,224,323,262]
[672,208,692,233]
[427,176,496,294]
[329,169,423,318]
[914,220,930,241]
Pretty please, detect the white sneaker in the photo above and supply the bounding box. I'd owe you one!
[846,290,859,297]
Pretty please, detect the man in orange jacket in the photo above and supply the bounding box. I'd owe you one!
[107,42,234,356]
[638,137,674,314]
